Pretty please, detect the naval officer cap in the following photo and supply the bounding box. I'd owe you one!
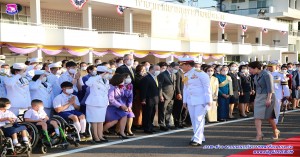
[29,58,42,63]
[49,62,62,68]
[267,60,279,67]
[97,66,112,73]
[34,70,45,75]
[178,57,195,65]
[13,63,27,70]
[0,55,5,60]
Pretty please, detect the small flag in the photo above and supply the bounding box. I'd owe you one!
[241,25,247,32]
[70,0,88,10]
[117,5,127,15]
[262,28,268,33]
[219,22,227,29]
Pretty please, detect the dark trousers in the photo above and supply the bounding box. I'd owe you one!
[173,99,189,126]
[142,102,156,132]
[158,99,174,127]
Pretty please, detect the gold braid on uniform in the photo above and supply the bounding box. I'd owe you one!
[281,81,288,86]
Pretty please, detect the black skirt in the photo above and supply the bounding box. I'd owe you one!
[230,91,239,104]
[239,92,250,103]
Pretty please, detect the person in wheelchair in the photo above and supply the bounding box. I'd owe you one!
[53,81,90,139]
[0,98,29,147]
[24,99,63,145]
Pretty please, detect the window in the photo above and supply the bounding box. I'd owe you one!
[257,0,267,8]
[298,22,300,30]
[232,0,238,3]
[239,0,246,2]
[231,5,237,10]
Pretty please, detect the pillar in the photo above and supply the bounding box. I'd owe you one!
[255,30,263,46]
[166,55,174,64]
[124,9,133,34]
[82,2,93,64]
[218,28,225,42]
[30,0,42,60]
[221,56,225,64]
[237,29,245,44]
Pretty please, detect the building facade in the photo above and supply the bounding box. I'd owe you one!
[221,0,300,62]
[0,0,293,65]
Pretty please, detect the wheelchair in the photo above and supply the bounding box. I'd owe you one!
[52,115,94,147]
[17,111,70,154]
[0,124,32,157]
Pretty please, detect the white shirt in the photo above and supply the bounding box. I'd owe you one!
[59,72,83,92]
[0,110,17,127]
[47,73,61,98]
[271,71,290,99]
[29,80,53,108]
[4,74,31,108]
[183,68,212,106]
[24,108,47,121]
[53,93,80,112]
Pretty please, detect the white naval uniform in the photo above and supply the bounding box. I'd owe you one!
[47,73,61,98]
[183,68,213,144]
[29,80,54,116]
[85,75,110,122]
[4,74,31,115]
[0,73,8,98]
[271,71,290,124]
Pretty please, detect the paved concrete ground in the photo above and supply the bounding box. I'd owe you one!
[33,110,300,157]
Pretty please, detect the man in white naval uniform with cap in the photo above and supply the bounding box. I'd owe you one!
[179,57,212,146]
[267,60,290,124]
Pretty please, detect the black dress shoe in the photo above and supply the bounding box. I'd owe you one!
[190,141,202,146]
[218,119,226,122]
[178,125,184,128]
[126,133,135,136]
[94,140,102,143]
[144,130,153,134]
[168,126,177,130]
[100,139,108,142]
[160,126,169,131]
[240,114,249,118]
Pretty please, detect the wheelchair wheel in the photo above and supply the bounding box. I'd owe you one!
[20,122,39,149]
[52,115,67,129]
[40,145,47,154]
[26,149,31,157]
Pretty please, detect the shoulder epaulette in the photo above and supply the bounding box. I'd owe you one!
[195,69,202,72]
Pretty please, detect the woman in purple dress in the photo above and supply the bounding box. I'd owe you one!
[121,73,134,136]
[104,74,129,139]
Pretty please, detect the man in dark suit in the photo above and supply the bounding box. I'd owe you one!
[157,62,178,131]
[173,66,188,128]
[140,65,161,134]
[115,54,135,82]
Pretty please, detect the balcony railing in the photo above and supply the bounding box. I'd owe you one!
[224,7,269,16]
[289,31,300,37]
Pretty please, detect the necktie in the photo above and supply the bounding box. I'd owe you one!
[155,77,158,87]
[103,78,106,84]
[129,68,135,79]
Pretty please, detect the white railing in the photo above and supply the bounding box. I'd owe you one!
[0,19,41,26]
[98,31,141,36]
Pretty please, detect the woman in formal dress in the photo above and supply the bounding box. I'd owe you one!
[248,61,279,141]
[205,66,219,122]
[104,74,129,139]
[238,65,252,118]
[132,65,146,128]
[215,66,233,122]
[85,66,111,143]
[121,73,134,136]
[29,70,53,116]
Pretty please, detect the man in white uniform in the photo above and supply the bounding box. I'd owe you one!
[267,61,290,124]
[179,58,212,146]
[26,58,43,79]
[48,62,62,98]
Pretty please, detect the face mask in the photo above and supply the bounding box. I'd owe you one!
[81,67,87,71]
[125,78,132,84]
[241,69,247,73]
[288,68,293,71]
[4,69,10,75]
[0,69,5,73]
[207,71,214,76]
[69,68,77,74]
[65,88,74,94]
[221,71,228,75]
[41,77,47,83]
[126,60,133,66]
[96,61,102,65]
[282,70,287,74]
[230,67,237,71]
[172,69,178,74]
[154,71,160,77]
[38,106,44,112]
[91,71,97,76]
[146,66,150,72]
[56,70,62,75]
[5,105,11,110]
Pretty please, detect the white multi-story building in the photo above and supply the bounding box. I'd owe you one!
[0,0,293,65]
[221,0,300,62]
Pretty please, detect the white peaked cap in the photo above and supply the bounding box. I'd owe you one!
[0,55,5,60]
[13,63,26,70]
[29,58,42,63]
[49,62,62,68]
[97,66,112,73]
